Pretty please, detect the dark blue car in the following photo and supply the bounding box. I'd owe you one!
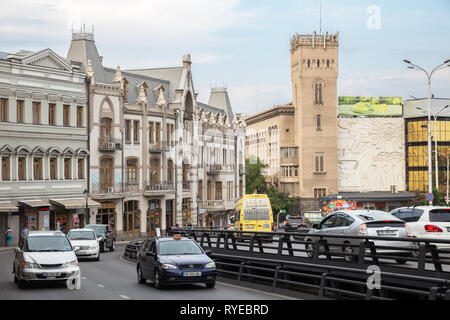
[136,235,217,289]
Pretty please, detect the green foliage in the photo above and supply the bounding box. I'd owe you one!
[432,188,445,206]
[245,157,296,215]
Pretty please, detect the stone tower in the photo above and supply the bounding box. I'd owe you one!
[290,31,339,209]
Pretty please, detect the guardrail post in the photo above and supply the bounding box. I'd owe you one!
[216,233,223,248]
[428,287,443,300]
[286,235,294,256]
[318,273,330,297]
[358,241,368,267]
[231,234,237,250]
[238,262,246,281]
[257,236,264,254]
[367,241,378,264]
[249,235,255,252]
[418,243,442,273]
[272,265,282,291]
[313,240,321,261]
[224,233,229,250]
[277,236,286,256]
[445,290,450,300]
[318,239,331,260]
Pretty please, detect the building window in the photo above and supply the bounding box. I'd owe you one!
[17,100,24,123]
[2,156,10,181]
[150,159,160,185]
[198,180,203,201]
[64,158,71,179]
[123,200,140,232]
[227,181,233,200]
[32,102,40,124]
[126,159,138,184]
[149,122,154,144]
[18,157,26,180]
[50,157,57,180]
[314,188,326,199]
[125,120,131,143]
[63,105,70,126]
[316,114,322,130]
[49,103,56,125]
[100,118,112,140]
[167,159,173,184]
[78,158,85,179]
[100,158,113,191]
[314,153,325,172]
[77,106,83,127]
[215,182,222,200]
[0,98,7,122]
[33,157,42,180]
[314,81,323,105]
[155,122,160,146]
[133,120,139,143]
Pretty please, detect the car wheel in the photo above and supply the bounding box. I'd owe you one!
[305,240,314,258]
[137,265,146,284]
[14,274,18,283]
[18,278,27,289]
[110,241,116,252]
[153,270,163,289]
[343,244,357,262]
[95,253,100,261]
[100,243,105,253]
[205,281,216,289]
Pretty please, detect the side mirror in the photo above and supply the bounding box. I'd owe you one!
[14,247,21,253]
[73,247,80,252]
[204,250,212,256]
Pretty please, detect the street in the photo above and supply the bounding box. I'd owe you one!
[0,245,296,300]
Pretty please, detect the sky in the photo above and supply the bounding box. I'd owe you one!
[0,0,449,115]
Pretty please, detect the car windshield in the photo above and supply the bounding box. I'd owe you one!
[243,209,270,221]
[85,225,107,235]
[24,236,72,252]
[287,218,303,223]
[429,209,450,222]
[159,240,204,255]
[68,231,96,240]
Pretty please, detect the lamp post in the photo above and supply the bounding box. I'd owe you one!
[83,188,89,226]
[416,105,450,192]
[196,194,200,227]
[437,152,449,206]
[404,59,450,204]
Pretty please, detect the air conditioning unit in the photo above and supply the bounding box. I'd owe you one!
[107,142,115,149]
[106,187,114,193]
[390,185,397,194]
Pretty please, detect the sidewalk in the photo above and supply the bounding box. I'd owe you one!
[0,246,14,252]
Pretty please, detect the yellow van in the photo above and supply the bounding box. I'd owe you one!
[232,194,274,240]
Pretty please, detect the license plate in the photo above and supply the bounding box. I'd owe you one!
[447,227,450,232]
[245,225,255,229]
[43,272,61,277]
[183,272,201,277]
[377,230,397,236]
[263,224,270,229]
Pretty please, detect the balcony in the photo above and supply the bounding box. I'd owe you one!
[207,164,235,175]
[200,200,225,212]
[182,182,190,190]
[91,183,124,199]
[149,141,170,153]
[98,138,122,152]
[280,156,299,166]
[144,180,175,196]
[124,183,139,193]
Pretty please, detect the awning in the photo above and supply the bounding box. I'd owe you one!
[0,201,18,212]
[19,200,50,207]
[50,198,101,209]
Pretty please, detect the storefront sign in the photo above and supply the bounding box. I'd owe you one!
[339,96,402,117]
[321,200,356,215]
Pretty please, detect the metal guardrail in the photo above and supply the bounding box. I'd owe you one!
[168,228,450,299]
[123,241,143,260]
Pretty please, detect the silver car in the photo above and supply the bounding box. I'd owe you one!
[13,231,81,288]
[304,210,413,263]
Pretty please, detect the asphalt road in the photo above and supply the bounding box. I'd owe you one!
[0,245,296,300]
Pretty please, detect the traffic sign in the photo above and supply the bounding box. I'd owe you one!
[426,193,434,201]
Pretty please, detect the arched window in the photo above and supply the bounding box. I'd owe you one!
[314,80,324,105]
[307,60,311,68]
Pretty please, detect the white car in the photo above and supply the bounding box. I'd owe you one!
[13,231,81,288]
[389,206,450,249]
[67,229,100,261]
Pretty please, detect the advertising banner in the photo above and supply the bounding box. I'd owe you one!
[303,212,324,224]
[338,96,402,117]
[321,199,356,216]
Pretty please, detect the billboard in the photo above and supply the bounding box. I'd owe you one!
[338,96,402,117]
[321,199,357,216]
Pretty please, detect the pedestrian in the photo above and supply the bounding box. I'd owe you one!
[20,226,29,247]
[4,226,13,247]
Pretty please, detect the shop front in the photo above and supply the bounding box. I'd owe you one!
[19,200,51,232]
[0,202,18,246]
[97,202,117,230]
[49,198,101,233]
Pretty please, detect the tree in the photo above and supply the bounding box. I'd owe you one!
[245,157,296,215]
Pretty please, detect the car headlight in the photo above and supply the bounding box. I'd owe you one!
[63,260,79,268]
[22,261,40,269]
[161,263,178,270]
[205,262,216,269]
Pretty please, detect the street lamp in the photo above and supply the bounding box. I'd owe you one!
[83,188,89,227]
[196,194,200,227]
[404,59,450,205]
[438,152,450,206]
[416,105,450,191]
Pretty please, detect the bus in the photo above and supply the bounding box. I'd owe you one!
[232,194,274,240]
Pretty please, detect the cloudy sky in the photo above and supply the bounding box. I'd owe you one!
[1,0,449,115]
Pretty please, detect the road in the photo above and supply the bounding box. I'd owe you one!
[0,245,296,300]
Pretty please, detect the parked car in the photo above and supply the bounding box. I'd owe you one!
[389,206,450,251]
[67,229,100,261]
[304,210,413,263]
[13,230,80,288]
[136,234,217,289]
[85,224,115,252]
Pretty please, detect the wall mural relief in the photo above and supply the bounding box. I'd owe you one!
[338,118,406,192]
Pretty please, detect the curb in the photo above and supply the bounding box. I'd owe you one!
[0,247,14,252]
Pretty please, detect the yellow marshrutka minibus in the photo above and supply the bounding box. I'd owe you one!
[233,194,274,240]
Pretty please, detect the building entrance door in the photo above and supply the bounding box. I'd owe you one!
[55,214,69,234]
